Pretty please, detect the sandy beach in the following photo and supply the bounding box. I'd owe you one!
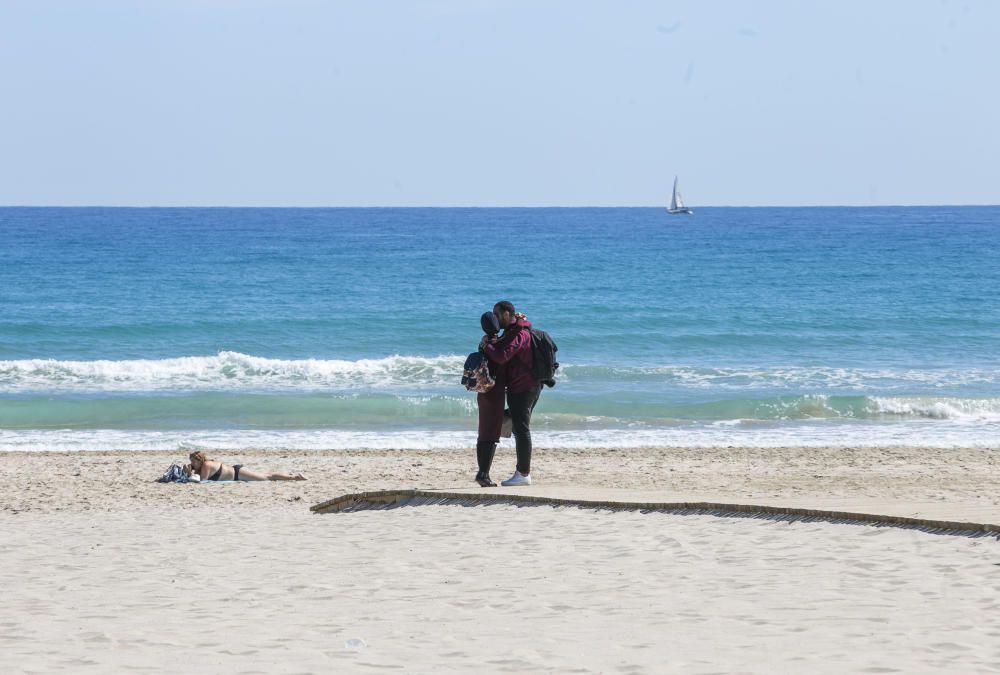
[3,445,998,514]
[1,446,998,673]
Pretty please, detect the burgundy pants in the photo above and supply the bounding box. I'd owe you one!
[476,385,506,443]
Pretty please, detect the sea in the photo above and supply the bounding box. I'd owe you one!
[1,206,998,452]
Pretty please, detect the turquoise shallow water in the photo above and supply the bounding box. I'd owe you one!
[1,206,998,450]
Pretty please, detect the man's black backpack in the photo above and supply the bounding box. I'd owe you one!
[529,328,559,387]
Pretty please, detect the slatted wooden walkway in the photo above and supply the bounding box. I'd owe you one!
[312,487,1000,538]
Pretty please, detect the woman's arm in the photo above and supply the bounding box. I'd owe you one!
[197,461,216,480]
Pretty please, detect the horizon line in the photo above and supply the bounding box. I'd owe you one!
[2,203,998,209]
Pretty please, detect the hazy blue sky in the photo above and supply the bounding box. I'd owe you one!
[1,1,996,206]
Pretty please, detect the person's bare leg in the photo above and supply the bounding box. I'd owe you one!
[268,472,306,481]
[236,467,306,481]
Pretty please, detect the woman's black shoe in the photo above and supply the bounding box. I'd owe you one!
[475,472,497,488]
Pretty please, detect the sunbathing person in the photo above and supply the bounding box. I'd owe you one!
[184,451,306,481]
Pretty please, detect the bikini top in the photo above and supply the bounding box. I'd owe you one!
[206,463,224,481]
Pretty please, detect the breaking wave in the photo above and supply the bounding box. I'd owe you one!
[2,352,997,394]
[0,352,465,393]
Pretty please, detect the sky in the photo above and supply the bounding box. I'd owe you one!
[0,0,997,207]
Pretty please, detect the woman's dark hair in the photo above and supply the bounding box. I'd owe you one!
[494,300,516,315]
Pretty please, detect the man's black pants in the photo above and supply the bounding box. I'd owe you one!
[508,385,541,475]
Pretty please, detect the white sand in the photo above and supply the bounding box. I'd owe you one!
[1,447,999,673]
[3,445,999,515]
[2,503,999,673]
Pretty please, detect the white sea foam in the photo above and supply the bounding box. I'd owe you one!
[0,351,465,393]
[1,352,996,394]
[866,396,1000,421]
[3,422,999,452]
[565,364,1000,391]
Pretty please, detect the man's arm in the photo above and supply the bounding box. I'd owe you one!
[484,330,529,364]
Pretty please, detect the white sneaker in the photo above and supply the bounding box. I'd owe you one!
[501,471,532,487]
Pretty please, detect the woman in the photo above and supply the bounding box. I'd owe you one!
[184,451,306,481]
[474,311,506,487]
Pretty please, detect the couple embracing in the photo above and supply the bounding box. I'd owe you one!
[473,300,541,488]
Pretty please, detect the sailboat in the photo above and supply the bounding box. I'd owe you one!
[666,176,693,215]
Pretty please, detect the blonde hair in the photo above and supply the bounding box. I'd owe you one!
[189,451,209,464]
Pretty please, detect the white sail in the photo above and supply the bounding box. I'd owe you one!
[667,175,693,214]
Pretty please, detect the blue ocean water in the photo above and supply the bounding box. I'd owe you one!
[1,206,998,451]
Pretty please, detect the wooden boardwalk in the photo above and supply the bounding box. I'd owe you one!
[312,486,1000,537]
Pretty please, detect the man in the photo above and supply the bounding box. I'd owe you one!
[482,300,541,487]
